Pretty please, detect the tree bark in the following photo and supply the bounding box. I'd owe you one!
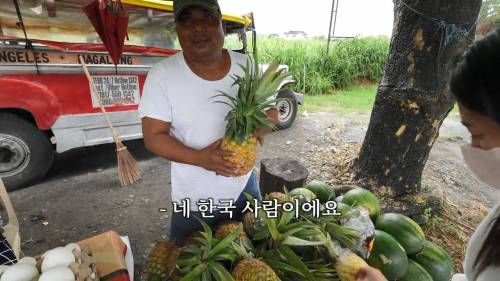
[355,0,481,196]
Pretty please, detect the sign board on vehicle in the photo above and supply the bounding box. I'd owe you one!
[90,75,141,107]
[0,49,138,65]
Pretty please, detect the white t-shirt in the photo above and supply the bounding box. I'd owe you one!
[452,202,500,281]
[138,50,252,210]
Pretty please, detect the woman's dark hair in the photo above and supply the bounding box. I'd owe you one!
[450,27,500,123]
[450,27,500,278]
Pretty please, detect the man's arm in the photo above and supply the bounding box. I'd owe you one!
[142,117,238,177]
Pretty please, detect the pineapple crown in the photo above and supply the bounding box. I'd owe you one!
[175,218,242,281]
[213,55,293,144]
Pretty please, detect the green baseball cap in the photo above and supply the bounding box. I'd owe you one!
[173,0,221,21]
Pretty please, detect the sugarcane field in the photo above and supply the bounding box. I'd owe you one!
[1,0,500,281]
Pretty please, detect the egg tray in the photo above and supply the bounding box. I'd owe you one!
[33,244,100,281]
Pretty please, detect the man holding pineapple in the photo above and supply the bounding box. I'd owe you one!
[139,0,280,244]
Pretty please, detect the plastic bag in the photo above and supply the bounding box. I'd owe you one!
[341,207,375,259]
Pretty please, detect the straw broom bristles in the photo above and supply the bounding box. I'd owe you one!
[79,57,143,186]
[115,137,143,186]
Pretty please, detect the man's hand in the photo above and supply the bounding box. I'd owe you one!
[356,266,387,281]
[196,139,238,177]
[253,107,279,145]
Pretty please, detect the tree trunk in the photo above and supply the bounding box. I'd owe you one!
[260,158,309,195]
[355,0,481,196]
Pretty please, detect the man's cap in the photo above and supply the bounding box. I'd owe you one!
[173,0,221,21]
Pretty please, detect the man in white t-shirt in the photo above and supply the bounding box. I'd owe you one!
[138,0,277,244]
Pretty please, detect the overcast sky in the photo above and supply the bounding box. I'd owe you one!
[218,0,395,37]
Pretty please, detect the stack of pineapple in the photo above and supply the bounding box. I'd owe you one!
[145,191,369,281]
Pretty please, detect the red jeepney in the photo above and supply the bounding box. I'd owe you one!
[0,0,303,190]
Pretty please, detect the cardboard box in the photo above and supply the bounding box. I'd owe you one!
[79,231,131,281]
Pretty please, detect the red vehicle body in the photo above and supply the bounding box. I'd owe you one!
[0,0,302,190]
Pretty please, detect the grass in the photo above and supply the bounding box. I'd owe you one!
[297,83,460,115]
[256,37,389,96]
[224,35,390,96]
[299,83,378,114]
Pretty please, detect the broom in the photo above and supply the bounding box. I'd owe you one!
[79,57,143,186]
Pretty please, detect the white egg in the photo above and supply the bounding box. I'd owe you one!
[41,247,75,272]
[0,263,38,281]
[17,257,37,266]
[65,243,81,254]
[38,266,75,281]
[0,265,10,275]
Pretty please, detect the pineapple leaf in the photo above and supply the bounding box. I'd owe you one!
[254,114,273,129]
[213,253,238,262]
[206,225,241,259]
[195,218,213,260]
[214,101,237,109]
[281,228,305,241]
[263,259,305,277]
[265,217,281,241]
[213,91,238,104]
[179,263,207,281]
[201,269,212,281]
[282,236,327,247]
[176,256,201,267]
[279,245,316,281]
[281,221,311,233]
[207,261,235,281]
[325,222,360,249]
[278,210,295,228]
[256,98,282,109]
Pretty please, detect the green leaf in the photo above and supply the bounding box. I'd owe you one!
[279,245,316,281]
[180,263,207,281]
[282,236,327,247]
[201,269,213,281]
[278,209,295,228]
[266,216,281,241]
[207,262,235,281]
[264,259,305,277]
[176,257,201,267]
[213,91,238,104]
[214,101,237,109]
[207,225,241,259]
[281,228,304,239]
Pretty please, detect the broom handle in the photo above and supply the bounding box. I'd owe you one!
[79,56,122,144]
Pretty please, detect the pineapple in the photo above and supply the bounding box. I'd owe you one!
[145,241,181,281]
[264,192,291,204]
[215,57,292,176]
[232,257,281,281]
[242,211,267,239]
[215,220,247,240]
[335,251,369,281]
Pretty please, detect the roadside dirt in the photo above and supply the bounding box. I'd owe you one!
[9,111,499,279]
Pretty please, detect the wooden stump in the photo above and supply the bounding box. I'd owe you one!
[259,158,308,195]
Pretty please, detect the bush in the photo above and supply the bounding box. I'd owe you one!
[255,37,390,95]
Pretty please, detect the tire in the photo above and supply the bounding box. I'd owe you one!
[0,113,54,190]
[276,89,298,130]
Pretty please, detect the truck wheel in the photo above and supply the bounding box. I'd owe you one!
[0,113,54,191]
[276,89,298,130]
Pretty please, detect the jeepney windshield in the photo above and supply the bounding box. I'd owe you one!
[0,0,244,51]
